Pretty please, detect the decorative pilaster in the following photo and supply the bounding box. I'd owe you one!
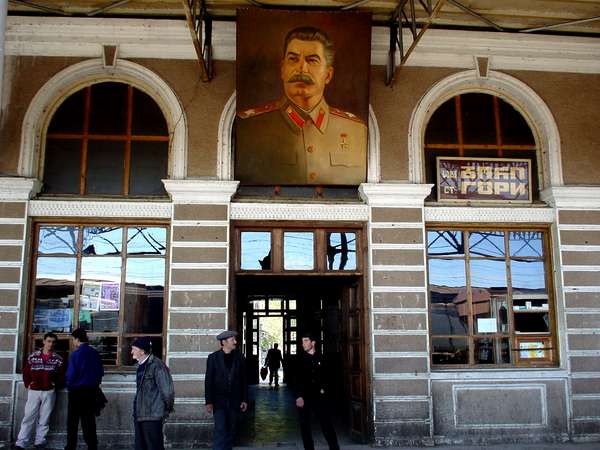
[360,183,433,445]
[542,186,600,438]
[162,179,238,445]
[0,177,40,442]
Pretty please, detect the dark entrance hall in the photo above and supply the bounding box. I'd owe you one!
[235,276,369,447]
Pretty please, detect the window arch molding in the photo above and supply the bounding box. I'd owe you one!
[408,70,563,188]
[18,58,187,180]
[217,92,381,183]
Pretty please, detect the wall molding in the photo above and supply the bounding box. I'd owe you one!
[0,178,41,200]
[6,17,600,74]
[541,186,600,210]
[360,183,433,207]
[163,179,239,203]
[28,200,172,218]
[230,202,368,221]
[425,206,555,223]
[17,58,187,179]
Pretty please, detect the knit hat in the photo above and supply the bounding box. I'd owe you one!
[131,337,152,354]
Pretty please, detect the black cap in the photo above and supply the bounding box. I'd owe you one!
[216,330,238,341]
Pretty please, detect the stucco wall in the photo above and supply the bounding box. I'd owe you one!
[1,57,599,185]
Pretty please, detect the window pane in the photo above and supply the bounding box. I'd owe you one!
[80,257,121,332]
[470,259,507,289]
[514,312,550,333]
[509,231,543,258]
[86,140,124,195]
[430,302,468,336]
[432,337,468,365]
[130,141,168,196]
[82,227,123,255]
[474,292,508,334]
[469,231,505,257]
[127,227,166,255]
[241,232,271,270]
[124,258,165,333]
[474,338,495,364]
[269,299,281,311]
[284,232,314,270]
[89,336,118,366]
[132,89,168,135]
[424,98,457,144]
[33,257,76,333]
[427,231,464,256]
[511,260,546,290]
[326,232,357,270]
[121,336,163,366]
[499,99,535,145]
[47,88,85,133]
[89,82,127,134]
[461,93,496,145]
[43,139,82,194]
[428,258,466,287]
[38,226,78,255]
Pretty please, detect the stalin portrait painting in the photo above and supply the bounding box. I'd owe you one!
[235,10,371,186]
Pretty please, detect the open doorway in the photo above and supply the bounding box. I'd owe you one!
[235,275,369,447]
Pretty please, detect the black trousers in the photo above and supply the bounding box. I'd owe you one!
[268,366,279,386]
[213,400,237,450]
[134,420,164,450]
[297,395,340,450]
[65,387,97,450]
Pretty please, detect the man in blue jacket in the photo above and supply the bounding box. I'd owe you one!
[64,328,104,450]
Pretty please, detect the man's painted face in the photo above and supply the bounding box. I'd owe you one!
[280,39,333,109]
[301,337,315,353]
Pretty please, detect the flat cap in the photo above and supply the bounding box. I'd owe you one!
[216,330,238,341]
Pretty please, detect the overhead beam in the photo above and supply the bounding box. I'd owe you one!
[181,0,212,82]
[520,15,600,33]
[386,0,446,86]
[87,0,131,17]
[8,0,70,15]
[446,0,503,31]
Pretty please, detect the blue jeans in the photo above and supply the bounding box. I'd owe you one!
[213,400,237,450]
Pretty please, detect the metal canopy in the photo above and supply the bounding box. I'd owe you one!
[8,0,600,82]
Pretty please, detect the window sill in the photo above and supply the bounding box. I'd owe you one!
[429,367,567,380]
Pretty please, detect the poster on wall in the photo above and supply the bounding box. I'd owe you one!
[437,157,532,203]
[235,8,371,186]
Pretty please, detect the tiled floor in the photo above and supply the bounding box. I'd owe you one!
[237,383,352,448]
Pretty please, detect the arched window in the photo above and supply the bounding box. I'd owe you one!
[42,82,169,197]
[423,92,538,201]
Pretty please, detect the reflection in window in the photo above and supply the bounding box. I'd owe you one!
[327,232,356,270]
[241,232,271,270]
[427,228,554,367]
[38,226,78,255]
[284,232,314,270]
[29,224,167,368]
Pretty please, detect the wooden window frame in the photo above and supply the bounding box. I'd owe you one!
[44,83,169,197]
[27,220,169,371]
[426,224,557,369]
[234,222,364,276]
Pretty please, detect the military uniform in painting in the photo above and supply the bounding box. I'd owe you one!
[235,96,367,185]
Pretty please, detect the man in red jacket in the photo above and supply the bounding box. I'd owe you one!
[15,332,64,450]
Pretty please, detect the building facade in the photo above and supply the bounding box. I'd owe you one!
[0,13,599,448]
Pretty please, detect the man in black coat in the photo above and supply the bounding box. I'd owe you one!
[205,330,248,450]
[294,332,340,450]
[265,343,283,387]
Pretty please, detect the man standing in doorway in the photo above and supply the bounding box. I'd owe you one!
[15,332,64,450]
[131,337,174,450]
[205,330,248,450]
[294,332,340,450]
[265,343,283,387]
[64,328,104,450]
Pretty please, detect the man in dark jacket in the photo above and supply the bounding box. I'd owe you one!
[265,343,283,387]
[131,337,175,450]
[204,330,248,450]
[295,332,339,450]
[15,332,64,450]
[64,328,104,450]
